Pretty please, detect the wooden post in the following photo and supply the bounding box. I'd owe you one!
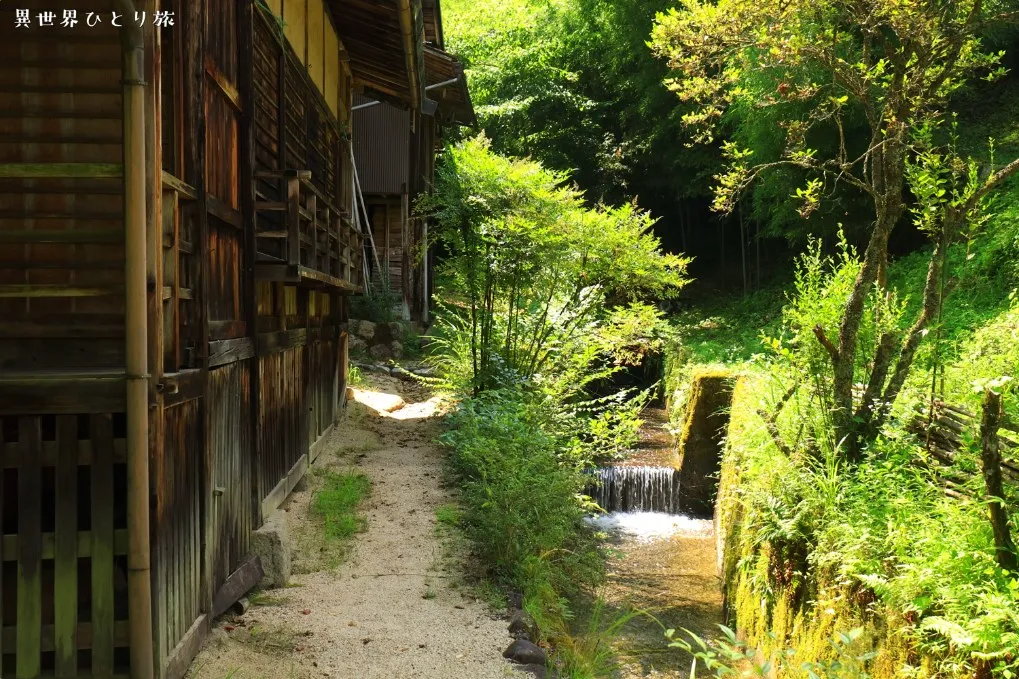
[144,2,166,672]
[183,0,213,637]
[239,0,261,533]
[308,193,318,271]
[323,207,331,275]
[402,190,410,310]
[287,176,300,268]
[17,417,42,679]
[980,388,1018,573]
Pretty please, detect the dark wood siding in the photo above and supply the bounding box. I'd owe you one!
[152,400,203,673]
[208,362,253,592]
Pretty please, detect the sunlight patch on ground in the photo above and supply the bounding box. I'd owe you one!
[586,512,713,542]
[351,389,406,414]
[388,396,445,420]
[351,388,444,420]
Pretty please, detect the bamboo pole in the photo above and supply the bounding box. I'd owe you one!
[117,1,155,676]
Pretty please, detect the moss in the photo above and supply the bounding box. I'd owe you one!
[676,369,737,515]
[715,374,932,677]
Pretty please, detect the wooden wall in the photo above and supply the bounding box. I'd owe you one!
[256,345,307,517]
[368,199,409,300]
[0,1,126,387]
[0,2,133,676]
[265,0,346,119]
[152,400,202,674]
[207,362,253,592]
[253,283,346,521]
[0,0,354,676]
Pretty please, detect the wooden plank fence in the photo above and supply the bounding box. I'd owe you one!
[907,398,1019,498]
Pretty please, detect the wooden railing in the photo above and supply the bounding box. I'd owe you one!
[253,169,363,292]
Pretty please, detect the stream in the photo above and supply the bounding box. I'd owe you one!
[586,407,723,678]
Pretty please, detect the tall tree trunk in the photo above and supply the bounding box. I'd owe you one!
[755,217,761,291]
[827,130,906,458]
[739,201,748,296]
[678,198,688,252]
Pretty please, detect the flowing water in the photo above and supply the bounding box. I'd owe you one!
[587,511,712,542]
[585,408,723,677]
[588,466,684,514]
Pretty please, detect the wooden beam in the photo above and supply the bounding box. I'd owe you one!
[160,615,208,679]
[161,171,198,200]
[210,556,264,618]
[206,195,243,228]
[260,454,309,520]
[255,328,308,355]
[204,57,244,112]
[0,163,123,178]
[0,285,121,298]
[0,230,123,244]
[208,338,256,368]
[0,621,132,653]
[1,530,130,561]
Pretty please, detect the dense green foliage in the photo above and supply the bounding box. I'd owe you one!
[666,186,1019,675]
[421,136,687,395]
[440,391,604,631]
[426,138,685,675]
[438,0,1019,675]
[444,0,717,232]
[653,0,1019,460]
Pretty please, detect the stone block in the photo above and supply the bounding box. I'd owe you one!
[356,320,376,341]
[250,510,291,589]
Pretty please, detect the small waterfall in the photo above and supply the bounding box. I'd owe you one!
[588,466,683,514]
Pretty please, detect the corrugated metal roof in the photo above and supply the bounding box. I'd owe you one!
[353,94,411,195]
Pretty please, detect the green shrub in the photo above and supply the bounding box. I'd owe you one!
[347,364,365,387]
[670,203,1019,675]
[350,264,401,324]
[440,390,605,606]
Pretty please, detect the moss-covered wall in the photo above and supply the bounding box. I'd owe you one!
[676,369,736,516]
[715,375,936,677]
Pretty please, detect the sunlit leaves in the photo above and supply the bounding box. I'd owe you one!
[649,0,1017,215]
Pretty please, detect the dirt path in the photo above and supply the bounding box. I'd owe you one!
[188,375,520,679]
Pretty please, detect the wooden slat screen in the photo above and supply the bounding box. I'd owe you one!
[0,413,130,676]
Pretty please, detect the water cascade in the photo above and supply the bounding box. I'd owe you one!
[588,466,683,514]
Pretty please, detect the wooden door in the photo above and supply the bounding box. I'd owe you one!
[203,0,251,596]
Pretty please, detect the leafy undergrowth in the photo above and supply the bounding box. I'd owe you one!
[425,137,686,678]
[668,187,1019,676]
[439,389,617,675]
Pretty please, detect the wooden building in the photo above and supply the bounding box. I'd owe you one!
[352,2,475,323]
[0,0,427,677]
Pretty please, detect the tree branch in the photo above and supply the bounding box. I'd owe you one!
[970,156,1019,207]
[757,382,799,457]
[813,324,840,365]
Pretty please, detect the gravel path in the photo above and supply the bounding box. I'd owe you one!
[188,376,521,679]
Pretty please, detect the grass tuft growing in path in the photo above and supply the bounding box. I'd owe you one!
[313,470,371,541]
